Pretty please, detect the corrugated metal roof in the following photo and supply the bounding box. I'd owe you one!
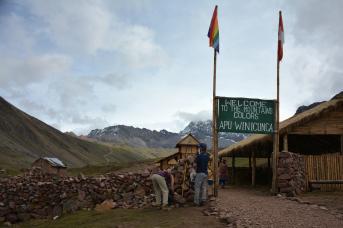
[43,157,66,168]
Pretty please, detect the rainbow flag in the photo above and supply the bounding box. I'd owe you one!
[208,5,219,53]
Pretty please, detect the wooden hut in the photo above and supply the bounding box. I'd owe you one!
[176,133,201,157]
[158,133,200,170]
[219,94,343,192]
[32,157,67,176]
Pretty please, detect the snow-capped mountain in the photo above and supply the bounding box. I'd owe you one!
[87,120,247,149]
[180,120,248,148]
[88,125,180,148]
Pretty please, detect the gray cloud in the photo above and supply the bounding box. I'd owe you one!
[291,1,343,46]
[100,73,130,90]
[0,54,71,88]
[20,0,168,68]
[287,0,343,102]
[0,0,169,134]
[101,103,117,112]
[175,110,211,122]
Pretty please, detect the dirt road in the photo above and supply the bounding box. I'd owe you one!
[217,187,343,228]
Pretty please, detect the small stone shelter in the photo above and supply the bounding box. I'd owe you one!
[159,133,200,170]
[31,157,67,176]
[219,93,343,194]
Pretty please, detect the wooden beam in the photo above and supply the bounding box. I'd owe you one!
[283,134,288,151]
[231,155,236,185]
[252,151,256,187]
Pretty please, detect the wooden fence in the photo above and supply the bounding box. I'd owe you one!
[304,153,343,191]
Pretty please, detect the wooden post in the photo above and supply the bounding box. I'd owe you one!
[272,11,283,194]
[231,155,236,185]
[252,151,256,187]
[341,135,343,155]
[268,156,271,169]
[249,155,252,169]
[272,73,280,193]
[283,134,288,151]
[211,50,219,197]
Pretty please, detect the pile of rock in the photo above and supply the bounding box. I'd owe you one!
[0,167,155,224]
[277,151,306,196]
[171,155,196,204]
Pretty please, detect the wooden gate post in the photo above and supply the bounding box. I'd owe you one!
[232,155,236,185]
[283,134,288,151]
[252,151,256,187]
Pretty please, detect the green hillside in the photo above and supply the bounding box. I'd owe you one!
[0,97,174,172]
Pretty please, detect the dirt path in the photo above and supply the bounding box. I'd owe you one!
[217,187,343,228]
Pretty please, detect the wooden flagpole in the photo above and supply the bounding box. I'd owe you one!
[272,51,280,194]
[212,49,218,197]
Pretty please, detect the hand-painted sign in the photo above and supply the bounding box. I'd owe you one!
[217,97,275,134]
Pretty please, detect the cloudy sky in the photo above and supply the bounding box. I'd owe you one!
[0,0,342,134]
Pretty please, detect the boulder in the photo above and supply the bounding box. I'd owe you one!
[95,199,117,212]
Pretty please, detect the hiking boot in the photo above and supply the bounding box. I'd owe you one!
[160,204,171,211]
[200,201,208,207]
[151,202,161,207]
[192,202,201,207]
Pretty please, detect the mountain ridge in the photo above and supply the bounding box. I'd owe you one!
[87,91,343,149]
[0,97,172,170]
[87,120,247,149]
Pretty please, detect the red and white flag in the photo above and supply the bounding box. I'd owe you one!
[278,11,284,61]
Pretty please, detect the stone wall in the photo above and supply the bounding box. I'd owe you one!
[277,151,306,196]
[0,167,154,224]
[0,157,195,224]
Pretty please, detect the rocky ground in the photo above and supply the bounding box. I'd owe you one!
[215,187,343,228]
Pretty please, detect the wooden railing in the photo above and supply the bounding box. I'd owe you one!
[304,153,343,191]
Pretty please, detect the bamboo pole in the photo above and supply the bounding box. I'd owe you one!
[212,49,219,197]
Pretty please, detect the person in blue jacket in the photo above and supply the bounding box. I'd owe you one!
[194,143,210,206]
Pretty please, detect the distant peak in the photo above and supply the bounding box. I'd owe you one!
[332,91,343,100]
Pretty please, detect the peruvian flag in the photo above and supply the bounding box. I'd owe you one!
[278,11,284,61]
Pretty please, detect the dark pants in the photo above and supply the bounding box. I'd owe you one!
[219,178,227,186]
[168,191,174,205]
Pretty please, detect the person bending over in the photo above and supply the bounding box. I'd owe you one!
[151,168,174,209]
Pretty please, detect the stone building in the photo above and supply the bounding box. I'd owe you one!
[31,157,67,176]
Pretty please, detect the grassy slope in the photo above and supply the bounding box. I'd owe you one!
[0,97,175,172]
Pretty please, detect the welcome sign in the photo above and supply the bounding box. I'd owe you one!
[217,97,275,134]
